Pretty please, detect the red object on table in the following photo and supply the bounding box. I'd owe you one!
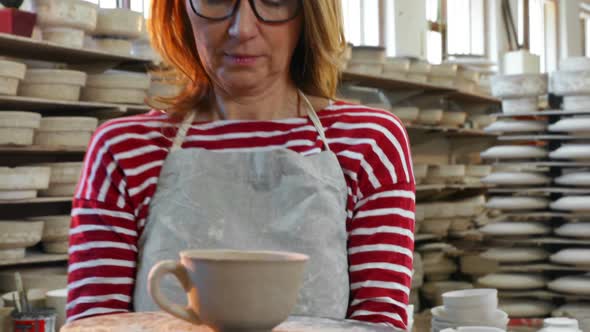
[0,8,36,37]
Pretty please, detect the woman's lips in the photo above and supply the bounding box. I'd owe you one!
[225,54,261,66]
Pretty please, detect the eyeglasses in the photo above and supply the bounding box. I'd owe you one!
[189,0,302,23]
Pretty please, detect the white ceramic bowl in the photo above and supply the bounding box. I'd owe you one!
[0,60,27,80]
[82,87,147,104]
[94,8,144,39]
[551,196,590,212]
[0,167,51,191]
[432,306,507,327]
[28,215,70,242]
[486,196,549,211]
[42,27,84,48]
[550,249,590,266]
[350,46,386,63]
[548,275,590,295]
[484,120,547,134]
[441,112,467,128]
[554,222,590,238]
[0,221,44,250]
[555,172,590,187]
[491,74,548,98]
[549,144,590,160]
[39,117,98,132]
[479,221,551,236]
[549,117,590,134]
[477,273,548,290]
[442,289,498,311]
[33,0,98,32]
[481,146,547,160]
[418,109,444,125]
[391,107,420,123]
[481,247,549,263]
[91,37,133,56]
[481,172,551,186]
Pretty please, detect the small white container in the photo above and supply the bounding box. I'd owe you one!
[0,60,27,96]
[0,221,44,250]
[46,289,67,330]
[441,111,467,128]
[20,69,87,101]
[0,112,41,146]
[86,71,151,90]
[418,109,444,125]
[81,87,147,104]
[33,0,98,31]
[42,27,85,48]
[94,8,144,39]
[92,38,133,56]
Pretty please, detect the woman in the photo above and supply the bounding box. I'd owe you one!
[67,0,415,330]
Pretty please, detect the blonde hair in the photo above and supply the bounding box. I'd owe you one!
[148,0,346,120]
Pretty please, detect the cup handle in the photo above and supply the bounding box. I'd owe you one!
[148,260,202,325]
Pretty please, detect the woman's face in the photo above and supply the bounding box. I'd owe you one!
[185,0,303,94]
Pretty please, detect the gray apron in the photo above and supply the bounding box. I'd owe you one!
[133,92,350,319]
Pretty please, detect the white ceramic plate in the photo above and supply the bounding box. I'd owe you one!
[549,144,590,160]
[479,222,551,236]
[486,197,549,211]
[550,249,590,266]
[549,117,590,134]
[481,146,547,160]
[481,247,550,263]
[550,196,590,212]
[548,275,590,295]
[478,273,548,290]
[481,172,551,186]
[554,222,590,238]
[552,71,590,96]
[563,96,590,112]
[484,120,547,134]
[555,172,590,187]
[499,299,555,318]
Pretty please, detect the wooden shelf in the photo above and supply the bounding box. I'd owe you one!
[493,109,590,118]
[500,212,590,220]
[0,145,86,154]
[499,290,590,301]
[0,95,150,115]
[0,252,68,268]
[417,183,488,192]
[0,196,72,205]
[341,71,500,104]
[0,32,151,67]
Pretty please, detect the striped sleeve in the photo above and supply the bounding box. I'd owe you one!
[67,124,139,322]
[345,110,415,330]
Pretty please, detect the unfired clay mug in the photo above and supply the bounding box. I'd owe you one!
[148,250,308,332]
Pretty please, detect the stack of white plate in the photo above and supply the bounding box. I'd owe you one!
[431,289,508,332]
[88,8,145,56]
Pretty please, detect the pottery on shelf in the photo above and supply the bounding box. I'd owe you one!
[562,96,590,112]
[0,59,27,96]
[418,109,444,125]
[94,8,144,39]
[554,222,590,238]
[550,196,590,212]
[0,111,42,146]
[560,57,590,72]
[548,275,590,295]
[490,74,548,99]
[555,172,590,187]
[484,120,547,134]
[550,249,590,266]
[549,144,590,160]
[549,117,590,134]
[481,172,551,186]
[0,220,44,250]
[479,221,551,236]
[481,145,547,160]
[35,117,98,148]
[32,0,98,32]
[481,247,550,263]
[478,273,548,290]
[552,71,590,96]
[42,27,85,48]
[502,97,538,114]
[19,69,87,101]
[391,107,420,123]
[440,111,467,128]
[499,299,555,318]
[485,197,549,211]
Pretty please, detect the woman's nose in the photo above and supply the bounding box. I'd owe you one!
[228,0,258,40]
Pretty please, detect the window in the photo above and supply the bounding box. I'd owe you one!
[341,0,381,47]
[426,0,486,64]
[85,0,150,17]
[517,0,558,73]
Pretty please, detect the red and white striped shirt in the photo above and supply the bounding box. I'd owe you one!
[67,101,416,330]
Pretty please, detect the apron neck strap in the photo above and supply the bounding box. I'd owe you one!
[171,90,330,152]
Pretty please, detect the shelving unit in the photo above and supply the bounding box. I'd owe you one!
[0,34,153,269]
